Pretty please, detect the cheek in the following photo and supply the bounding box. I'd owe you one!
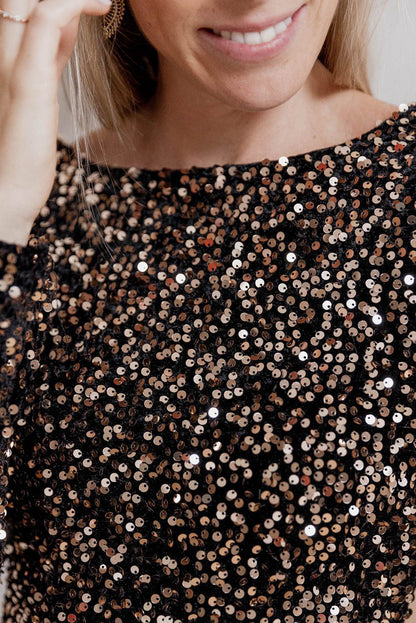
[316,0,339,32]
[129,1,191,54]
[296,1,338,52]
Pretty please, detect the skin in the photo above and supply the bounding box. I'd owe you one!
[84,0,398,169]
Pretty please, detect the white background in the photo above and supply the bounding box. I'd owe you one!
[1,0,416,617]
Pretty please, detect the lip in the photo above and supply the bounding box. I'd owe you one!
[198,3,306,62]
[204,4,305,33]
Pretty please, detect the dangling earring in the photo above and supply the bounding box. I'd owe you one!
[103,0,125,39]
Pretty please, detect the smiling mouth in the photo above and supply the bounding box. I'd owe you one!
[206,14,293,46]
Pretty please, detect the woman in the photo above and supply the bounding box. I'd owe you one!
[0,0,416,622]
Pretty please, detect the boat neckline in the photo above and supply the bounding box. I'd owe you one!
[58,101,416,179]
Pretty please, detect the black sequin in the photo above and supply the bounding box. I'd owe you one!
[1,101,416,623]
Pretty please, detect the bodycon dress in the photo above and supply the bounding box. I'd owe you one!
[1,101,416,623]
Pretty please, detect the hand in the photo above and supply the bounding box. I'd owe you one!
[0,0,112,245]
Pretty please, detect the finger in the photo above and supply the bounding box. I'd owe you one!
[11,0,111,98]
[56,14,85,78]
[0,0,38,84]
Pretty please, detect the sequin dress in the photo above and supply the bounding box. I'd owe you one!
[1,101,416,623]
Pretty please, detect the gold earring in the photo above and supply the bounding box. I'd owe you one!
[103,0,125,39]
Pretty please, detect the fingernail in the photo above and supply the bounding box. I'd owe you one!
[99,0,112,5]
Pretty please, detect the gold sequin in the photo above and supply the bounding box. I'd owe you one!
[0,102,416,623]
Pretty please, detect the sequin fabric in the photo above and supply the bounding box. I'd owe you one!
[1,102,416,623]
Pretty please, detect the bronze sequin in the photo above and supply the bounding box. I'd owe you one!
[1,101,416,623]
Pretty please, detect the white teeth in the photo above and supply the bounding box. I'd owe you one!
[231,31,245,43]
[257,25,278,43]
[213,15,292,45]
[244,31,262,45]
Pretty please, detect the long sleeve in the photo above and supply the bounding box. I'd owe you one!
[0,236,53,577]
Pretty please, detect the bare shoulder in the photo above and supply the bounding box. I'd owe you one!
[357,93,399,120]
[341,90,400,130]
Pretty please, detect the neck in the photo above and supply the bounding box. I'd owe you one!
[112,61,354,170]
